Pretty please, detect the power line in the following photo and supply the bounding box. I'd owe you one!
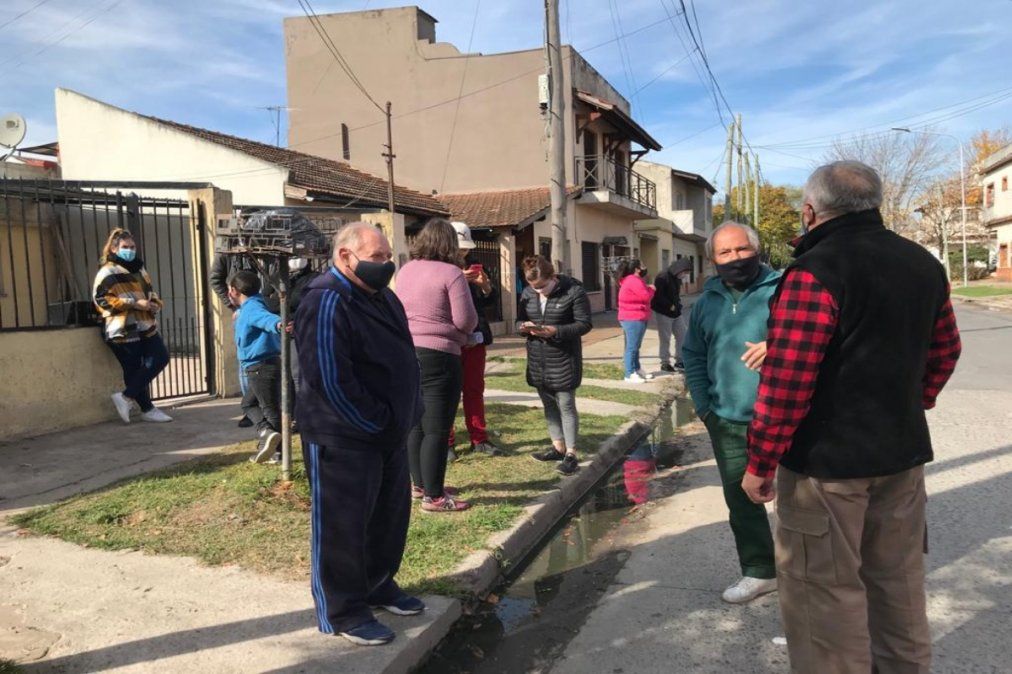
[756,84,1012,151]
[305,13,678,141]
[608,0,640,111]
[0,0,125,73]
[296,0,385,113]
[439,0,482,193]
[632,46,698,96]
[0,0,56,33]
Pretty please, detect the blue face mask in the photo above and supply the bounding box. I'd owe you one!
[117,248,136,262]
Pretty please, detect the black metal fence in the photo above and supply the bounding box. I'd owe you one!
[470,235,504,323]
[0,179,211,401]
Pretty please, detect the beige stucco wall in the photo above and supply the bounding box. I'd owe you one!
[983,160,1012,222]
[56,89,289,205]
[285,8,635,197]
[0,327,122,440]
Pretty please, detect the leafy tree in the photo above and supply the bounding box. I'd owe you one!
[714,184,800,268]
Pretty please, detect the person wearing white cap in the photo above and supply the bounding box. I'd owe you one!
[449,221,502,457]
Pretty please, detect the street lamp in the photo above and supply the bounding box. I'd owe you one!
[892,127,968,287]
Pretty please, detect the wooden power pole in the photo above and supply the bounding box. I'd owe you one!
[724,120,734,221]
[383,101,396,217]
[743,151,752,224]
[736,113,744,216]
[753,153,760,229]
[546,0,568,273]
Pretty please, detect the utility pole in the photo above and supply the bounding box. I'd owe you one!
[545,0,568,273]
[724,120,734,221]
[743,152,752,224]
[736,113,744,216]
[753,154,760,229]
[382,101,396,216]
[938,182,951,280]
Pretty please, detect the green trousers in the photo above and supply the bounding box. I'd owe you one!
[704,414,776,579]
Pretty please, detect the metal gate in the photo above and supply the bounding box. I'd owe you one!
[470,235,503,323]
[0,179,212,401]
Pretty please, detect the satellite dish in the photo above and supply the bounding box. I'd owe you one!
[0,114,27,150]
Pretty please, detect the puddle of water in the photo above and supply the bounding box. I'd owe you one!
[420,399,695,673]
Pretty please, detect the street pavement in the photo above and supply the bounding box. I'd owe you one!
[548,303,1012,673]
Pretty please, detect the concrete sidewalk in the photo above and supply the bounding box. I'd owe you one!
[1,397,250,514]
[0,398,461,673]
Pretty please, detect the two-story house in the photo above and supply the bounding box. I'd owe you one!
[981,142,1012,281]
[284,6,662,327]
[633,161,715,295]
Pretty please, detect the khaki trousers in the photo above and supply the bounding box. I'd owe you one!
[774,465,931,674]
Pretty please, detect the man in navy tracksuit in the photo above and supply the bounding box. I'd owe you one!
[295,222,424,646]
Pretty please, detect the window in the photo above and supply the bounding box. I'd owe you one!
[676,193,685,210]
[985,183,995,208]
[661,249,671,270]
[1003,176,1009,192]
[341,123,350,160]
[539,237,552,260]
[689,255,696,283]
[581,242,601,291]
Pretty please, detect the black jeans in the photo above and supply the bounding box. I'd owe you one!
[243,357,281,434]
[108,335,170,413]
[407,347,463,498]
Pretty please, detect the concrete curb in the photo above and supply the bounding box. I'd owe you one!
[444,375,685,598]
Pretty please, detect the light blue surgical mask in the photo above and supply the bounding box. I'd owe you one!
[117,248,136,262]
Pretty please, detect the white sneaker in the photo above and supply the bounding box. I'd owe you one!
[140,407,173,423]
[721,576,777,604]
[637,370,655,380]
[111,392,132,423]
[624,373,646,384]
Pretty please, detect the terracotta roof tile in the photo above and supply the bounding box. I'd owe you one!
[144,116,448,216]
[441,186,581,230]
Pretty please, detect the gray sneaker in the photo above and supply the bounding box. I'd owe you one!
[251,430,281,464]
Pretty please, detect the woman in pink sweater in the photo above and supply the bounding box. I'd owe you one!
[395,219,478,512]
[616,258,655,383]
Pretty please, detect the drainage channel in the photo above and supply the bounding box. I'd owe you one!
[418,398,697,673]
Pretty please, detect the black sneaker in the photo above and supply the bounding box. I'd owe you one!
[532,447,566,462]
[673,361,685,371]
[251,429,281,463]
[474,441,503,457]
[237,415,253,428]
[660,363,676,373]
[557,454,580,475]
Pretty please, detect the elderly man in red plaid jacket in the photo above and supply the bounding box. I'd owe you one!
[744,161,960,674]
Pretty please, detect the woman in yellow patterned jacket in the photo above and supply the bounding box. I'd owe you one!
[93,228,173,423]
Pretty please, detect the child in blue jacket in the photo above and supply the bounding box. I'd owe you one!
[228,270,287,463]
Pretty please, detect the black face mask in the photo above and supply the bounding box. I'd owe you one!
[715,255,761,290]
[351,254,396,291]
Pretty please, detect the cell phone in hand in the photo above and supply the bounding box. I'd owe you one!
[468,263,483,274]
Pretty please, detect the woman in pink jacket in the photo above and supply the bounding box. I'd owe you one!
[616,259,655,383]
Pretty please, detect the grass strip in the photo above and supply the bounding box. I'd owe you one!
[485,364,661,408]
[951,285,1012,298]
[12,404,626,597]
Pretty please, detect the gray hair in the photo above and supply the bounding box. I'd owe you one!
[705,221,760,260]
[803,160,883,216]
[332,221,381,256]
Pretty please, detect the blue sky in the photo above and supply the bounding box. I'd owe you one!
[3,0,1011,189]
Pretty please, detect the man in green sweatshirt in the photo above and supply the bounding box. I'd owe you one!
[682,221,781,604]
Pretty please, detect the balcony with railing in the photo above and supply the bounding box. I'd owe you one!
[575,155,657,218]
